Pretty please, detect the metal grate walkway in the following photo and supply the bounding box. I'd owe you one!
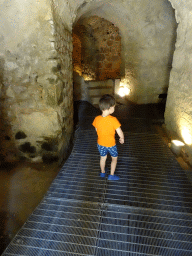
[2,102,192,255]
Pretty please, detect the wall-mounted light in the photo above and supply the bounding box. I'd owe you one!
[83,75,93,81]
[118,82,130,97]
[181,127,192,145]
[170,139,185,156]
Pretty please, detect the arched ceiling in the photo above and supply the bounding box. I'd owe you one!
[72,0,176,43]
[70,0,177,104]
[73,0,133,37]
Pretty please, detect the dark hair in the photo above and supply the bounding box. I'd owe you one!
[99,94,115,111]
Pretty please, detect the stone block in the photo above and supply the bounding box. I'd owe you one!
[6,87,15,98]
[44,85,57,107]
[19,111,62,138]
[107,41,113,46]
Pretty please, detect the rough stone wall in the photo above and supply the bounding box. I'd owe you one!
[73,16,121,81]
[165,0,192,164]
[119,0,177,103]
[73,34,82,76]
[0,0,73,164]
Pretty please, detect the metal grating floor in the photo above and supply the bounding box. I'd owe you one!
[2,103,192,255]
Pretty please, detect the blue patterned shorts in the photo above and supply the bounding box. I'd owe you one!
[97,144,118,157]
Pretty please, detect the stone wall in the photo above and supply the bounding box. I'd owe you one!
[2,0,192,165]
[165,0,192,164]
[0,0,73,164]
[73,16,121,81]
[73,34,82,76]
[114,0,177,103]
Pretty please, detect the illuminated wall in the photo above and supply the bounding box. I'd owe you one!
[165,0,192,164]
[73,34,82,76]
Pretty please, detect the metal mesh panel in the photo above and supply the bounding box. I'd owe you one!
[2,103,192,256]
[73,130,174,161]
[97,205,192,256]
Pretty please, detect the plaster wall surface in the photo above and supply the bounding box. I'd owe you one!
[0,0,73,164]
[165,0,192,164]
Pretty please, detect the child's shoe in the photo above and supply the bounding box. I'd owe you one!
[108,175,120,181]
[100,172,106,178]
[99,167,109,178]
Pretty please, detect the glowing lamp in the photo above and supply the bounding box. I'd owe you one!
[118,83,130,97]
[181,127,192,145]
[170,140,185,156]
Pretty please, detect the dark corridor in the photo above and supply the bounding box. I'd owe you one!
[2,101,192,255]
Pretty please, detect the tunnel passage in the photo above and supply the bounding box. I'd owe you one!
[73,16,121,81]
[72,0,177,105]
[0,0,181,166]
[73,16,122,104]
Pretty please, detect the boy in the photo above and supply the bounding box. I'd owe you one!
[92,94,124,180]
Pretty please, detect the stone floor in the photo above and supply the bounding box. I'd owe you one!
[0,100,192,255]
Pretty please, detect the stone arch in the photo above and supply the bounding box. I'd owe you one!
[72,15,123,104]
[72,0,177,104]
[73,16,122,81]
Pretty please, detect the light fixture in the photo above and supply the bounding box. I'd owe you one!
[83,75,93,81]
[171,140,185,146]
[118,82,130,97]
[181,127,192,145]
[170,140,185,156]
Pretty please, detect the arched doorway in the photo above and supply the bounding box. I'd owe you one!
[73,16,122,105]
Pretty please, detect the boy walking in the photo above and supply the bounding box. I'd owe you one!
[92,94,124,180]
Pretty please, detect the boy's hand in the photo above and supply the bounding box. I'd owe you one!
[116,127,124,144]
[119,137,124,144]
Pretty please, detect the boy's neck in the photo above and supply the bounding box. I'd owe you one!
[102,109,110,117]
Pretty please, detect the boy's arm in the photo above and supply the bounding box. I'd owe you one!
[116,127,124,144]
[92,118,97,132]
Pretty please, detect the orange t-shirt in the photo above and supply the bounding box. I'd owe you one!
[92,115,121,147]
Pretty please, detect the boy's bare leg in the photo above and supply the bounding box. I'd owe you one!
[100,155,107,173]
[110,156,117,175]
